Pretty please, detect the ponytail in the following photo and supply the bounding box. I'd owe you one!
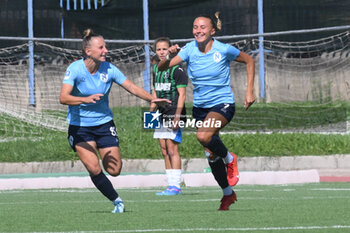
[214,11,222,31]
[195,12,222,32]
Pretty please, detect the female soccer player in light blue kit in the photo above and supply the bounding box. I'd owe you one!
[159,13,255,211]
[60,29,169,213]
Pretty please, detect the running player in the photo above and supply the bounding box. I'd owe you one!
[150,37,188,195]
[59,29,169,213]
[158,12,256,210]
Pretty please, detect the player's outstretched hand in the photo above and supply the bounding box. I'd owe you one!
[244,100,255,110]
[244,93,255,110]
[152,98,171,108]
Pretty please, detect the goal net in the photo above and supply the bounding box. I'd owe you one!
[225,31,350,134]
[0,41,148,141]
[0,30,349,142]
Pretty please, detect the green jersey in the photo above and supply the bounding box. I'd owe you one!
[152,64,188,120]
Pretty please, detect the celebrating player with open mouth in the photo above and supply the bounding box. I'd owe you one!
[159,12,255,210]
[60,29,169,213]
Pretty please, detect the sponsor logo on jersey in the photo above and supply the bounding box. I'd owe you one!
[155,83,171,91]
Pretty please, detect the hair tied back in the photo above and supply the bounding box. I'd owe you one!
[214,11,222,31]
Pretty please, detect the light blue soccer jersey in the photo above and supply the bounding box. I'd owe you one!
[178,39,240,108]
[63,59,127,126]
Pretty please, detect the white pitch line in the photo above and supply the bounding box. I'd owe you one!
[4,187,350,194]
[1,195,350,206]
[3,225,350,233]
[311,188,350,191]
[0,188,266,194]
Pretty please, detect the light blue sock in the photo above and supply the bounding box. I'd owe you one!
[114,196,123,203]
[223,186,233,196]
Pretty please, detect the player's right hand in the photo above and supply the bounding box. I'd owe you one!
[244,93,255,110]
[86,93,104,103]
[168,44,181,58]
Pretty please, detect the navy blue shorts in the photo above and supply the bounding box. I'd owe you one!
[192,103,235,123]
[68,120,119,152]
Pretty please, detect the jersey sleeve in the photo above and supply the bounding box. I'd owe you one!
[111,64,127,85]
[174,66,188,88]
[62,66,76,86]
[177,43,190,62]
[226,44,241,62]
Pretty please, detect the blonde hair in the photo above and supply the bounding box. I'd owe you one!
[214,11,222,31]
[82,28,102,57]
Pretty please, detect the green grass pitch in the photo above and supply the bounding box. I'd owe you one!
[0,183,349,232]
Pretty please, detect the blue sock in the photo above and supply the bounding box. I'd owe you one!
[90,171,118,201]
[205,135,228,158]
[223,186,233,196]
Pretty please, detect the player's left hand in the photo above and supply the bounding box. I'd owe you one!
[172,116,181,130]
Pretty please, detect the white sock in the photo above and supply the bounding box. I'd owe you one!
[114,196,123,203]
[171,169,182,189]
[166,169,171,187]
[223,151,233,164]
[223,186,233,196]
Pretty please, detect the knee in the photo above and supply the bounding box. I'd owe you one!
[167,149,175,157]
[84,162,102,176]
[105,160,122,177]
[107,167,121,177]
[88,167,102,176]
[196,132,212,145]
[109,171,121,177]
